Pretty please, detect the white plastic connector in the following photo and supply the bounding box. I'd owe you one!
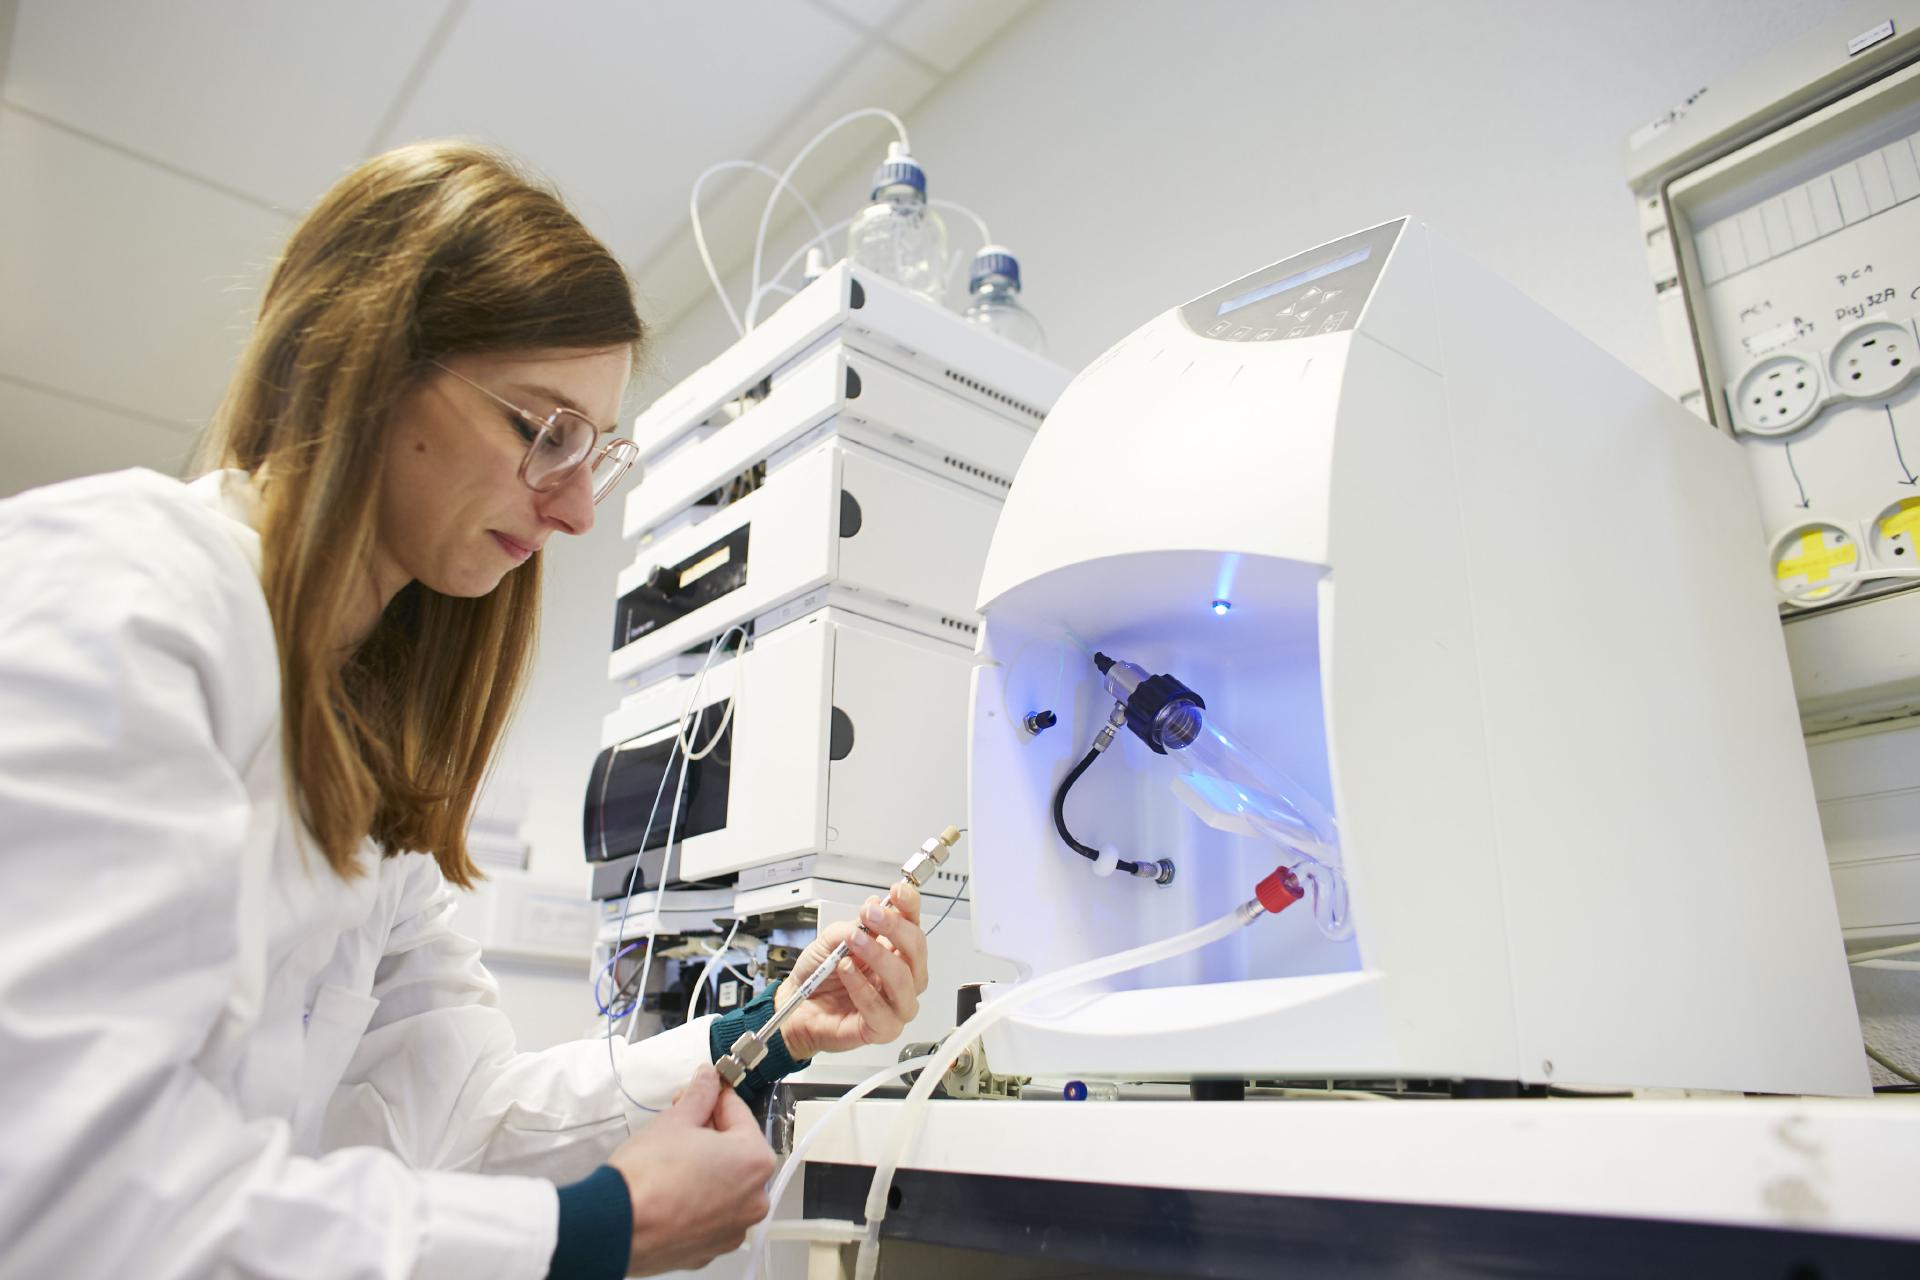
[1092,845,1121,876]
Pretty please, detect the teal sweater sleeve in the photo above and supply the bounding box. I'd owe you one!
[708,982,810,1105]
[549,1164,629,1280]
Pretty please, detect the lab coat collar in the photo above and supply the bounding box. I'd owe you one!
[186,468,265,576]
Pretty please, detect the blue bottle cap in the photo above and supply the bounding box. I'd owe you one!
[970,244,1021,293]
[871,154,927,199]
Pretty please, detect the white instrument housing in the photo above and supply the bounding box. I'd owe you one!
[967,218,1867,1095]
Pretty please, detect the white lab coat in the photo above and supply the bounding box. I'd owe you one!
[0,469,712,1280]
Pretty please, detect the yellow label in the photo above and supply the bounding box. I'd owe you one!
[1776,529,1856,585]
[679,546,731,589]
[1879,497,1920,545]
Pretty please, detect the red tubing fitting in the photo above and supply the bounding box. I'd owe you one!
[1255,866,1304,915]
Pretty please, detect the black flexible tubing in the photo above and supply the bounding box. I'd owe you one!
[1052,747,1142,875]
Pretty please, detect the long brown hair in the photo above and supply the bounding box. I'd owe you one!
[198,141,643,886]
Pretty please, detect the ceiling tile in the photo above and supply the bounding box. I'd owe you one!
[811,0,921,32]
[0,107,290,428]
[3,0,454,210]
[0,376,200,500]
[887,0,1035,74]
[383,1,861,279]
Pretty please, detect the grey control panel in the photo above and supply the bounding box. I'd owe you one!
[1179,218,1404,343]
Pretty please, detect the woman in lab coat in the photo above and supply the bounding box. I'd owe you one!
[0,141,930,1280]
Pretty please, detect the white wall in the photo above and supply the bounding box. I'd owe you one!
[801,0,1851,379]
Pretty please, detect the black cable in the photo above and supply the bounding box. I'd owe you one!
[926,875,968,937]
[1052,747,1142,875]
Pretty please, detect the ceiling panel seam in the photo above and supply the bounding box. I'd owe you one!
[795,0,946,81]
[880,38,944,80]
[0,100,293,220]
[362,0,470,158]
[0,371,208,436]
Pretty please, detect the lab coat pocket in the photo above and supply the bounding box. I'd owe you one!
[291,983,380,1150]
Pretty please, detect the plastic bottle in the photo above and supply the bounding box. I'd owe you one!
[846,142,947,302]
[962,245,1046,353]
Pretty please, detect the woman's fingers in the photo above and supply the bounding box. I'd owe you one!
[834,954,904,1044]
[846,924,916,1011]
[863,895,930,995]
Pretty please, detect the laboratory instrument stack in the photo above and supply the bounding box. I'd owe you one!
[1624,2,1920,954]
[584,263,1070,1080]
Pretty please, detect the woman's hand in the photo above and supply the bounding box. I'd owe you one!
[775,883,930,1061]
[606,1066,775,1275]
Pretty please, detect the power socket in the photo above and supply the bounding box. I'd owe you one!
[1733,352,1824,435]
[1769,521,1861,606]
[1828,319,1917,401]
[1871,496,1920,566]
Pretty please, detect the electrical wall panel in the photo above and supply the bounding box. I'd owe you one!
[1626,3,1920,939]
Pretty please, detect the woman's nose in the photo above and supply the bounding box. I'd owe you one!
[537,464,597,536]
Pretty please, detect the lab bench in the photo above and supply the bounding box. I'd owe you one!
[790,1096,1920,1278]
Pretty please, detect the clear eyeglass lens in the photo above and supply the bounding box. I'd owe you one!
[523,410,596,489]
[590,443,638,503]
[520,409,636,504]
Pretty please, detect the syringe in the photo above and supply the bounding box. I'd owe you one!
[716,825,962,1089]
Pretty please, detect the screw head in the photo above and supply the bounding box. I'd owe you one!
[1541,1059,1554,1078]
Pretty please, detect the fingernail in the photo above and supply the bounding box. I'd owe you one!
[862,904,885,926]
[849,929,871,951]
[839,958,855,975]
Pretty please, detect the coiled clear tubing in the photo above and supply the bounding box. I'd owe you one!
[1154,701,1352,940]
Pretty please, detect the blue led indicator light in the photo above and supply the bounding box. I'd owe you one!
[1211,599,1232,616]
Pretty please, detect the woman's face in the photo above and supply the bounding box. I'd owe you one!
[375,346,631,600]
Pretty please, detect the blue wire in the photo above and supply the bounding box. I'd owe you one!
[594,940,646,1018]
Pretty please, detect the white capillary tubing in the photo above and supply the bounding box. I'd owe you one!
[691,160,829,337]
[745,216,853,330]
[741,1055,935,1280]
[748,107,910,323]
[846,894,1275,1280]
